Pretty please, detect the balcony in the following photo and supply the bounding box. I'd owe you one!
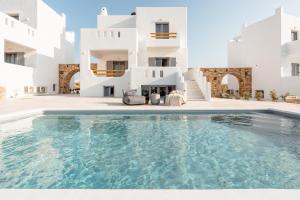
[81,28,137,50]
[282,40,300,57]
[0,12,37,49]
[146,32,181,48]
[90,64,126,77]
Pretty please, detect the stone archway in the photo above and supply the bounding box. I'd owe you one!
[201,68,252,97]
[59,64,80,94]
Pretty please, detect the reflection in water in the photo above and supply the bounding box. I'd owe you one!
[211,114,254,127]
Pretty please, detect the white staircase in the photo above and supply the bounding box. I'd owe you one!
[184,68,211,101]
[186,80,204,100]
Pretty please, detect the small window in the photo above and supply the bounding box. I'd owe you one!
[111,31,114,38]
[291,63,300,76]
[160,70,164,78]
[152,70,156,78]
[53,84,56,92]
[292,31,298,41]
[104,86,114,97]
[118,31,121,38]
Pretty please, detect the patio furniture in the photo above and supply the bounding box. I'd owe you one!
[151,94,160,105]
[165,90,187,106]
[286,96,300,104]
[122,89,146,105]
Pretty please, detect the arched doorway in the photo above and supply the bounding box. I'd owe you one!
[201,68,252,97]
[69,72,80,94]
[59,64,80,94]
[221,74,239,97]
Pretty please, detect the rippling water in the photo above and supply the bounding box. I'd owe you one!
[0,112,300,189]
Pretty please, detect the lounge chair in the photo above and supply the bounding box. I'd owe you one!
[122,89,146,105]
[286,96,300,104]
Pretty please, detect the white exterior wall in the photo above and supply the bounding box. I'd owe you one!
[228,8,300,97]
[136,7,188,68]
[80,7,188,97]
[0,0,75,97]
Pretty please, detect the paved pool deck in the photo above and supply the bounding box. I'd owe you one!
[0,95,300,115]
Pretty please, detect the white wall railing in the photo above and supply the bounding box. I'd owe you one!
[0,12,37,48]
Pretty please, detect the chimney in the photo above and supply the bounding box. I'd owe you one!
[275,7,284,15]
[100,7,108,16]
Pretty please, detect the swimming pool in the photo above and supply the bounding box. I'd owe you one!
[0,111,300,189]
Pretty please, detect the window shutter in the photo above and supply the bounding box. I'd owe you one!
[149,57,156,66]
[169,57,176,67]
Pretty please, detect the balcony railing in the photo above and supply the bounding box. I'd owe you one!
[92,69,126,77]
[150,32,177,39]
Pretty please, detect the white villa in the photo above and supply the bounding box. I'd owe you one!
[228,8,300,98]
[80,7,211,100]
[0,0,75,98]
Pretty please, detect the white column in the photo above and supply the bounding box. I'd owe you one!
[80,49,91,96]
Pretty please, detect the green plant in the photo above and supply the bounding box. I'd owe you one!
[242,91,251,100]
[255,91,264,101]
[269,90,279,102]
[280,92,290,102]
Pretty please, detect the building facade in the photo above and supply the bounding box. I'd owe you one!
[0,0,75,97]
[80,7,211,100]
[228,8,300,98]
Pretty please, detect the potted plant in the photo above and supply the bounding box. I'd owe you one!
[255,91,264,101]
[280,92,290,102]
[269,90,279,102]
[242,91,251,100]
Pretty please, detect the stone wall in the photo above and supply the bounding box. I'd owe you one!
[58,64,99,94]
[200,68,252,97]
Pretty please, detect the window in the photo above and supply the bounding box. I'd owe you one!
[118,31,121,38]
[156,58,168,67]
[5,53,17,64]
[5,53,25,65]
[104,86,114,97]
[291,31,298,41]
[152,70,156,78]
[148,57,176,67]
[292,63,300,76]
[155,22,169,39]
[53,84,56,92]
[160,70,164,78]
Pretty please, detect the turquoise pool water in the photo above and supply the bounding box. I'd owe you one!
[0,112,300,189]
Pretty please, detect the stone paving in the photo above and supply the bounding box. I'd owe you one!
[0,95,300,115]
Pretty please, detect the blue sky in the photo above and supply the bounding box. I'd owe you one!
[44,0,300,66]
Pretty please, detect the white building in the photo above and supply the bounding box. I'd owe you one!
[80,7,211,100]
[0,0,75,97]
[228,8,300,98]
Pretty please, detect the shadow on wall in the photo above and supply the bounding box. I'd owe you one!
[81,72,177,98]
